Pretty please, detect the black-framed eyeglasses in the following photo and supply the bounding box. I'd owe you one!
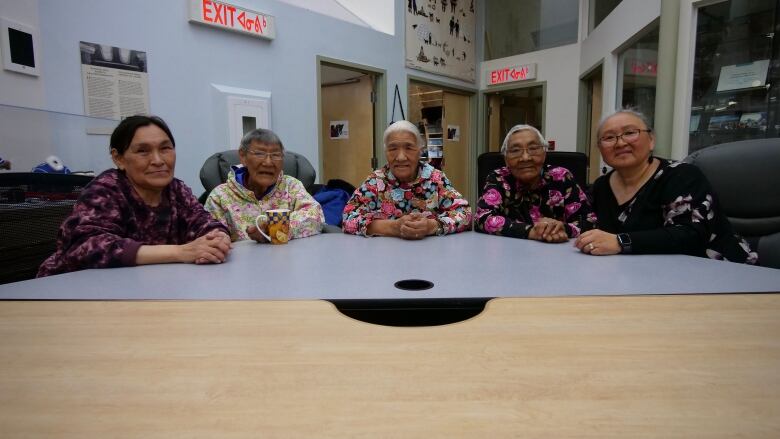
[599,129,652,147]
[247,150,284,161]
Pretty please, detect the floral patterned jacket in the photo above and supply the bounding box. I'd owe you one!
[342,163,472,236]
[204,166,324,242]
[38,169,227,277]
[475,165,597,239]
[591,158,757,263]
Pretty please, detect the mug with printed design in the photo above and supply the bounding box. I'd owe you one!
[255,209,291,244]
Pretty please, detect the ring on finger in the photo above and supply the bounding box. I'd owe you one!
[587,243,595,251]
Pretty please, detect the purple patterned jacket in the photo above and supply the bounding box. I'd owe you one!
[37,169,227,277]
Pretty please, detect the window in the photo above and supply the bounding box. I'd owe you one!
[617,26,659,125]
[689,0,780,153]
[589,0,623,32]
[484,0,578,60]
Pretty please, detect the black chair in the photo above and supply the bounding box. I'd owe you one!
[0,172,94,284]
[683,138,780,268]
[476,151,589,196]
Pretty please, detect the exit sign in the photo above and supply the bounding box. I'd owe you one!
[189,0,276,40]
[489,63,537,85]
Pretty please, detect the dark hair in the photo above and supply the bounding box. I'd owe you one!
[110,115,175,155]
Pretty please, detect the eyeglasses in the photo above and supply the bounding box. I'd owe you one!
[505,144,545,158]
[386,144,420,155]
[247,150,284,161]
[598,129,652,147]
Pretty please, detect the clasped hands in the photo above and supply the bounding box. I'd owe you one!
[528,217,568,243]
[184,229,232,264]
[396,212,438,240]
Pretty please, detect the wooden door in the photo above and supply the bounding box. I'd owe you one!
[442,92,471,200]
[487,94,502,152]
[321,75,374,188]
[588,74,603,183]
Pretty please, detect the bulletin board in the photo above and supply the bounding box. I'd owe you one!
[405,0,476,82]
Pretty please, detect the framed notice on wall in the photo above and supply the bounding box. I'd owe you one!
[79,41,150,120]
[405,0,476,82]
[716,60,770,92]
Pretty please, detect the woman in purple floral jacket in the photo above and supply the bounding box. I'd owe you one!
[475,124,596,242]
[38,116,231,277]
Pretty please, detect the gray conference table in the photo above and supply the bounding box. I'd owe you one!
[1,231,779,301]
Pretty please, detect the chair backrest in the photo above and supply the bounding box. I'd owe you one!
[476,151,589,196]
[683,138,780,268]
[199,149,317,195]
[0,172,94,284]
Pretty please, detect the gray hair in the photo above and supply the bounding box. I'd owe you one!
[596,108,653,138]
[501,124,548,153]
[383,120,424,149]
[239,128,285,152]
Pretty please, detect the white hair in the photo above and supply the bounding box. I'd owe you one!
[383,120,424,149]
[500,124,548,153]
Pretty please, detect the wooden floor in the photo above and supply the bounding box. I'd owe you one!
[1,294,779,438]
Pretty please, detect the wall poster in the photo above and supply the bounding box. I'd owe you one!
[80,41,150,120]
[405,0,476,82]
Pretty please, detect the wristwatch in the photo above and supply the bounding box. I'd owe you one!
[617,233,632,254]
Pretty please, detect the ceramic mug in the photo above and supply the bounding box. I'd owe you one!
[255,209,291,244]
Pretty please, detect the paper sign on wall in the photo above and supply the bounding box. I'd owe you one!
[446,125,460,141]
[80,41,150,121]
[716,60,769,92]
[330,120,349,139]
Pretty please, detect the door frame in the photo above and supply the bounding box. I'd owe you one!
[316,56,387,183]
[407,74,478,204]
[478,79,547,153]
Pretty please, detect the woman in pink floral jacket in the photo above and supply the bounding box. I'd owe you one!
[475,124,596,242]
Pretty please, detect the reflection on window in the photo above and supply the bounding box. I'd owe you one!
[618,26,659,125]
[689,0,779,153]
[589,0,623,33]
[484,0,578,60]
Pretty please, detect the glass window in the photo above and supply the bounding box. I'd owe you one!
[689,0,779,153]
[484,0,578,60]
[617,26,659,124]
[589,0,623,33]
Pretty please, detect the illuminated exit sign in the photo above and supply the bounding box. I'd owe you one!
[489,63,537,85]
[189,0,276,40]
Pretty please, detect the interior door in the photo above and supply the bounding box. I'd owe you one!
[442,92,471,200]
[587,73,603,183]
[321,74,374,188]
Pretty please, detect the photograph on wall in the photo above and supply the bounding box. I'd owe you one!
[739,112,767,130]
[707,114,740,131]
[80,41,150,120]
[446,124,460,141]
[405,0,476,82]
[329,120,349,139]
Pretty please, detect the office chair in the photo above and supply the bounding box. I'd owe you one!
[0,172,94,284]
[683,138,780,268]
[476,151,589,196]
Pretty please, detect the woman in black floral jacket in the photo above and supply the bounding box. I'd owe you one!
[575,109,757,263]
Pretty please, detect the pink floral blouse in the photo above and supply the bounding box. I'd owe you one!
[475,165,596,239]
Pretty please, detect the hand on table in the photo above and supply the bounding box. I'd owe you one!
[528,217,568,243]
[397,213,438,240]
[574,229,621,256]
[246,224,270,243]
[184,230,232,264]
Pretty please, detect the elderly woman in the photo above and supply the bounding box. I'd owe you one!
[38,115,231,277]
[475,124,596,242]
[575,109,757,263]
[204,128,324,242]
[342,120,471,238]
